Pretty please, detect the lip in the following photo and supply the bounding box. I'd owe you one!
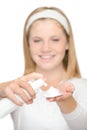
[39,55,55,61]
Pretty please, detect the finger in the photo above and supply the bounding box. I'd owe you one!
[14,88,33,104]
[15,79,36,98]
[46,97,56,102]
[28,98,33,104]
[66,86,75,93]
[5,89,23,106]
[56,92,73,101]
[20,72,44,82]
[47,93,70,102]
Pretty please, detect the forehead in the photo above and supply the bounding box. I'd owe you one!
[32,18,61,25]
[30,18,63,31]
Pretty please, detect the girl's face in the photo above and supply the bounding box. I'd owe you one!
[29,19,69,71]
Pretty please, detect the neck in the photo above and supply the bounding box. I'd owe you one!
[35,66,67,85]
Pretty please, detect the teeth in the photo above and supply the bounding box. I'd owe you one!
[42,56,51,59]
[40,56,53,59]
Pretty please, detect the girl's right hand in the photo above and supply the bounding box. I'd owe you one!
[0,72,44,106]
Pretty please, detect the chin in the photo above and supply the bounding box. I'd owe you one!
[38,65,55,71]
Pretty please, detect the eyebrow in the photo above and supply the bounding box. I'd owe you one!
[30,36,42,39]
[31,35,59,38]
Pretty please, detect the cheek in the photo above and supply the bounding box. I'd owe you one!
[55,43,67,54]
[29,43,36,52]
[29,44,39,57]
[29,45,34,57]
[29,42,40,52]
[55,44,68,60]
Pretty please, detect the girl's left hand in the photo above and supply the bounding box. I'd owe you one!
[46,81,75,102]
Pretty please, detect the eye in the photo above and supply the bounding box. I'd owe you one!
[52,38,59,42]
[34,39,41,43]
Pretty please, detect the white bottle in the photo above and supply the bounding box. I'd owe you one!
[0,78,47,118]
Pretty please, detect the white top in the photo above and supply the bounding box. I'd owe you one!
[11,78,87,130]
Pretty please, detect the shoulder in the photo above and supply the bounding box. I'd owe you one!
[68,78,87,88]
[68,78,87,99]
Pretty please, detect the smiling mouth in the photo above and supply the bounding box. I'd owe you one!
[39,55,55,61]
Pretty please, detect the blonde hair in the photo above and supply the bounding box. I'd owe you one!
[23,6,81,78]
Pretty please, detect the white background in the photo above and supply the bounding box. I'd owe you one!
[0,0,87,130]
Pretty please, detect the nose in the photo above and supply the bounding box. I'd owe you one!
[42,41,51,52]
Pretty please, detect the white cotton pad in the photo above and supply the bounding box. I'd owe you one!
[44,86,62,98]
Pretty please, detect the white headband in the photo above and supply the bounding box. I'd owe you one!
[26,9,69,35]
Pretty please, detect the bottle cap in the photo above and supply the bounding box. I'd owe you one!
[28,78,47,90]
